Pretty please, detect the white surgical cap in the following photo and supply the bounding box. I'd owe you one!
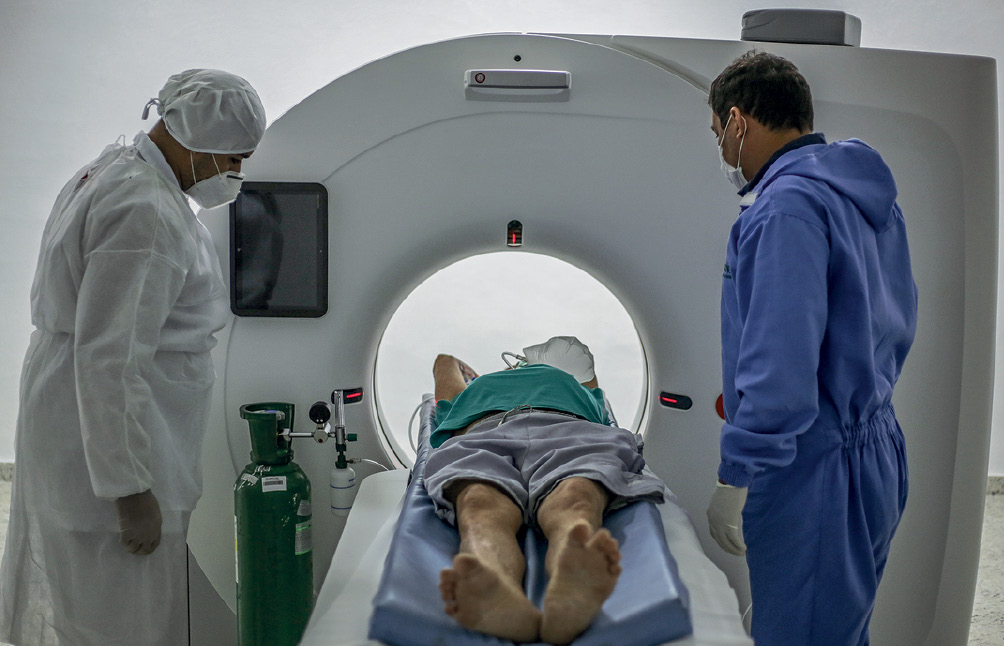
[142,69,266,154]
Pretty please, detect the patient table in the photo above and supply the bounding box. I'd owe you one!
[299,397,753,646]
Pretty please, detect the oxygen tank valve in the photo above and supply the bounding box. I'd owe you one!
[269,393,362,515]
[284,401,345,443]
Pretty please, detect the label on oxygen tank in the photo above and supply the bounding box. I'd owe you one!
[297,499,312,517]
[262,475,287,492]
[295,521,313,555]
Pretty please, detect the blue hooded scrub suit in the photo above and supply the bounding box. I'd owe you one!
[719,134,917,645]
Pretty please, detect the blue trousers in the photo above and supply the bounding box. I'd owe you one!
[743,406,909,646]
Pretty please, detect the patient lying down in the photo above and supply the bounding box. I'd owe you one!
[425,337,666,644]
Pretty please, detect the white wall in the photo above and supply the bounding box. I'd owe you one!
[1,0,1002,475]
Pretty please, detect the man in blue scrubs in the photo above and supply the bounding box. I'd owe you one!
[705,51,917,645]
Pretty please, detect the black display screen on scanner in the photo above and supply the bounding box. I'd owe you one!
[229,182,328,317]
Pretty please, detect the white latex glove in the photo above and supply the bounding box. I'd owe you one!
[115,490,163,555]
[707,482,748,556]
[521,336,596,383]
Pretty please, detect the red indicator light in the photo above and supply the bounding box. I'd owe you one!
[658,391,693,411]
[336,388,365,405]
[506,220,522,247]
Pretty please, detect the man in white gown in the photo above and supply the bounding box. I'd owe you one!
[0,69,266,646]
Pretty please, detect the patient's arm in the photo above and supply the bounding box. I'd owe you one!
[434,354,469,402]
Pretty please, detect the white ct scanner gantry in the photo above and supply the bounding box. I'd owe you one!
[185,20,997,646]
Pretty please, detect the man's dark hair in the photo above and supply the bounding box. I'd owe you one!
[708,51,814,132]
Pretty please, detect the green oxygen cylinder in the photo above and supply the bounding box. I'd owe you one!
[235,403,313,646]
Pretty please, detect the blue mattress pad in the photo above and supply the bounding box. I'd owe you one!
[368,395,692,645]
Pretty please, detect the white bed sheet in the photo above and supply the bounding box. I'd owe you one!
[300,470,752,646]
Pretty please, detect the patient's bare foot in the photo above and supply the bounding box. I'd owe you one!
[541,522,621,645]
[440,554,541,642]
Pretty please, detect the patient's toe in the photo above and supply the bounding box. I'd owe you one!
[588,528,622,574]
[439,566,459,614]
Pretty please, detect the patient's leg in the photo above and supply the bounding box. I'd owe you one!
[536,477,621,645]
[439,481,541,642]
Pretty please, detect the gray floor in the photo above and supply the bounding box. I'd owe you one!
[971,490,1004,645]
[0,480,1000,645]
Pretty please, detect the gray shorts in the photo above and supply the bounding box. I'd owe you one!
[424,409,666,527]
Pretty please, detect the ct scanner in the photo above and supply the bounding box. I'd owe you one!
[185,28,997,646]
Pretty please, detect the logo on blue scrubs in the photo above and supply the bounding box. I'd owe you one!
[723,263,734,280]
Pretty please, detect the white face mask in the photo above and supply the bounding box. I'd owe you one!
[717,113,747,191]
[185,152,245,209]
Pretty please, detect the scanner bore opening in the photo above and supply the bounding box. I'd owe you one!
[374,251,646,464]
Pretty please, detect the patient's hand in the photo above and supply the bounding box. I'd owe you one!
[457,359,479,384]
[434,354,477,401]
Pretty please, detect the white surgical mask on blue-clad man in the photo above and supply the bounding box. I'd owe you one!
[717,112,748,191]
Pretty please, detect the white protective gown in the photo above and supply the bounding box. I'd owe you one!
[0,132,230,646]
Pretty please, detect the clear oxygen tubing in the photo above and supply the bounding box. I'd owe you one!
[330,459,390,518]
[407,401,423,453]
[349,458,390,471]
[501,351,527,369]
